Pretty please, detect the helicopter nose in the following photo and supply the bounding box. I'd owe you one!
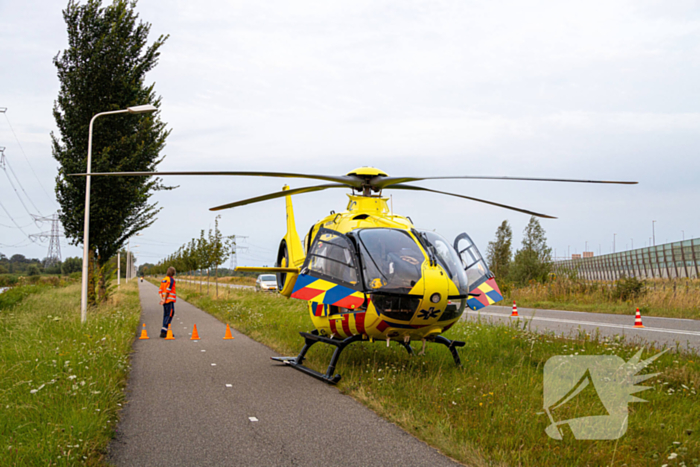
[416,278,450,321]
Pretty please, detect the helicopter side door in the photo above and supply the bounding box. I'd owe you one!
[454,233,504,310]
[290,228,366,309]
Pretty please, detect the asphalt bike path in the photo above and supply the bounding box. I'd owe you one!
[466,305,700,350]
[108,280,460,467]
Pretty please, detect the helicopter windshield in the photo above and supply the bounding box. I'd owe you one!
[418,231,470,295]
[355,228,425,293]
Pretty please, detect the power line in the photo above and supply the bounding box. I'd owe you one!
[0,220,34,229]
[0,197,37,244]
[0,239,33,248]
[1,147,44,224]
[1,107,54,202]
[246,241,275,253]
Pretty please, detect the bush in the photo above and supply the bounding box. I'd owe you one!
[0,275,20,287]
[0,284,47,310]
[27,266,41,276]
[612,276,645,301]
[62,257,82,275]
[44,262,63,275]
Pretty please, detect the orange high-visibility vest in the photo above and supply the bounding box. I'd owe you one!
[159,276,177,303]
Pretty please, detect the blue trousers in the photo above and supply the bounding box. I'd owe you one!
[162,302,175,331]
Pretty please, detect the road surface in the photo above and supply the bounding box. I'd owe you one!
[465,305,700,350]
[108,281,460,467]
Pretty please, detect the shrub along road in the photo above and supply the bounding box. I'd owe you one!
[108,281,460,466]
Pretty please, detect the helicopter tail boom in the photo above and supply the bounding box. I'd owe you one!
[273,186,307,297]
[235,267,300,274]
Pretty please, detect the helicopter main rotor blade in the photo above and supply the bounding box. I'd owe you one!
[68,170,363,188]
[385,184,557,219]
[373,175,638,189]
[209,183,348,211]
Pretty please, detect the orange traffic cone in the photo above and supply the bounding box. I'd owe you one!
[634,308,644,328]
[511,301,519,317]
[139,323,149,340]
[191,324,200,340]
[223,323,234,340]
[165,323,175,340]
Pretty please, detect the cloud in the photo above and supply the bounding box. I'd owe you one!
[1,0,699,262]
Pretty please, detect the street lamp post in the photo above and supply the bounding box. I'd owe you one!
[126,239,130,283]
[129,245,140,281]
[652,220,657,247]
[80,104,157,323]
[613,233,616,253]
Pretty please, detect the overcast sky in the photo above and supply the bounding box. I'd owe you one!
[1,0,699,268]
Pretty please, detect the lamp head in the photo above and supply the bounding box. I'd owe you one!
[127,104,157,114]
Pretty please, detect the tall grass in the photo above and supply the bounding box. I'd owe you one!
[506,277,700,319]
[176,274,256,287]
[174,280,700,466]
[0,281,141,466]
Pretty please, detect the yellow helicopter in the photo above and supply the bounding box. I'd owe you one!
[75,166,636,383]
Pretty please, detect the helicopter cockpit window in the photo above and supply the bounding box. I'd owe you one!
[454,233,491,290]
[419,231,470,295]
[305,229,361,289]
[356,228,425,293]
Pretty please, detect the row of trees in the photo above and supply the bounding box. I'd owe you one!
[147,217,235,294]
[0,253,82,276]
[486,217,553,286]
[0,253,42,275]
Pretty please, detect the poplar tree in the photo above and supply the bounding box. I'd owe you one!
[52,0,170,303]
[510,217,553,285]
[486,220,513,279]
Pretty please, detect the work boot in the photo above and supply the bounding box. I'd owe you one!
[160,330,167,338]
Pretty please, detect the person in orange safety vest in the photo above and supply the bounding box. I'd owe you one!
[159,267,177,338]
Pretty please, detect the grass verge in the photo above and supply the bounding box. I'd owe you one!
[0,281,141,466]
[506,278,700,320]
[172,279,700,466]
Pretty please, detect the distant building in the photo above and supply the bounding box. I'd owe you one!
[571,254,582,259]
[583,251,594,258]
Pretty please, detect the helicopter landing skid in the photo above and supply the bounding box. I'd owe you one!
[433,335,466,366]
[271,331,364,385]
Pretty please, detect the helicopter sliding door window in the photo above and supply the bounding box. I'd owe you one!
[419,231,470,295]
[303,228,363,290]
[454,233,492,290]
